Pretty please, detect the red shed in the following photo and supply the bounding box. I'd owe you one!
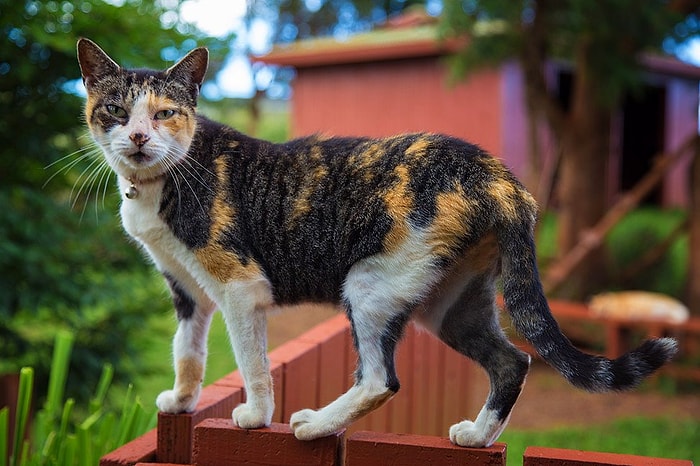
[257,23,700,207]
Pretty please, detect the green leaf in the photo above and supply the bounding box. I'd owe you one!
[11,368,33,466]
[0,407,8,466]
[45,332,74,416]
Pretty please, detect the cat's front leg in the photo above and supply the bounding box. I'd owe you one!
[156,274,216,414]
[219,280,275,429]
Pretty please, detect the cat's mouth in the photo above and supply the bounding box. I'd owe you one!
[128,151,152,164]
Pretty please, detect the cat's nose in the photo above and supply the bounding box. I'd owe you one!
[130,132,150,148]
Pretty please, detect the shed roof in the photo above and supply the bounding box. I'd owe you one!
[254,25,463,68]
[256,23,700,81]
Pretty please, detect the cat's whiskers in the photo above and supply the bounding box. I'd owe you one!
[173,151,214,194]
[71,155,113,221]
[44,135,117,221]
[95,159,116,213]
[43,142,102,188]
[162,148,210,217]
[70,153,106,205]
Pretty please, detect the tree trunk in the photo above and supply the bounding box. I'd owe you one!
[687,139,700,315]
[555,39,611,298]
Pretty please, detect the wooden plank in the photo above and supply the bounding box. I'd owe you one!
[524,446,693,466]
[156,384,241,464]
[345,431,506,466]
[100,429,157,466]
[193,419,343,466]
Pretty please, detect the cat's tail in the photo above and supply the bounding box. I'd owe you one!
[495,197,678,392]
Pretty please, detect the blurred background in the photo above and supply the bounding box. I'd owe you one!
[1,0,700,463]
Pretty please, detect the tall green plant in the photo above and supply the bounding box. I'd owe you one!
[1,332,156,466]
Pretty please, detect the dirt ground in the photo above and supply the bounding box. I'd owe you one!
[507,363,700,429]
[267,307,700,430]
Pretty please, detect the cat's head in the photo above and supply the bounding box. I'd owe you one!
[77,38,208,182]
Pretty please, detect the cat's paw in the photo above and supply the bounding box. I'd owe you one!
[156,389,198,414]
[449,420,489,448]
[231,403,271,429]
[290,408,336,440]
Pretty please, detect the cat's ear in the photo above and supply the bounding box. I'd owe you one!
[166,47,209,92]
[77,38,120,89]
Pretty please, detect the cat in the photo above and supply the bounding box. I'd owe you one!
[76,38,677,448]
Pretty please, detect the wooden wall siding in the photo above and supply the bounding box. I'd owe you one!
[104,312,693,466]
[291,57,504,157]
[663,77,700,206]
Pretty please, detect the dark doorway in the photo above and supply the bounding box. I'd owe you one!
[620,85,666,204]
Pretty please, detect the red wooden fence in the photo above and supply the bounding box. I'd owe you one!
[100,312,693,466]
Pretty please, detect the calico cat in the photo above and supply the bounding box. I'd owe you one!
[76,38,677,448]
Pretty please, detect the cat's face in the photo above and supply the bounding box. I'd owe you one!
[77,39,208,182]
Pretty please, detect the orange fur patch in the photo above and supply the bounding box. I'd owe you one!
[461,232,499,273]
[147,93,195,146]
[428,183,478,257]
[487,178,519,221]
[382,164,413,251]
[195,157,263,282]
[175,357,204,401]
[349,142,385,182]
[350,388,395,421]
[289,145,328,226]
[405,136,431,159]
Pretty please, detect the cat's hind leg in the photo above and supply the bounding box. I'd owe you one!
[428,272,530,448]
[290,306,408,440]
[290,257,421,440]
[156,273,216,414]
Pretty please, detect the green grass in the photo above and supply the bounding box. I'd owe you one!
[500,417,700,466]
[1,332,155,466]
[114,311,236,412]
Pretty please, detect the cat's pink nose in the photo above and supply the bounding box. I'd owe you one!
[130,132,150,148]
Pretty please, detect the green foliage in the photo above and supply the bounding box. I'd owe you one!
[253,0,421,44]
[500,417,700,466]
[439,0,695,106]
[0,0,232,400]
[199,98,290,142]
[1,332,156,466]
[536,208,688,298]
[606,208,687,298]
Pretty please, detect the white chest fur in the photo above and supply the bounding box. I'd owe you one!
[118,177,168,244]
[115,177,230,305]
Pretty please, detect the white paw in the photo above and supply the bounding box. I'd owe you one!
[156,389,198,414]
[449,420,490,448]
[232,403,271,429]
[290,408,334,441]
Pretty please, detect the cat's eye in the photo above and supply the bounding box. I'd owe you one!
[155,109,176,120]
[106,104,128,118]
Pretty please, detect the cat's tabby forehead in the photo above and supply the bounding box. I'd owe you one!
[84,66,196,109]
